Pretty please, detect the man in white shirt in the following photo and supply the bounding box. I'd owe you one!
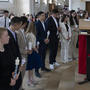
[0,10,9,28]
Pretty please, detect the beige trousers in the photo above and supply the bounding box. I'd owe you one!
[68,30,78,60]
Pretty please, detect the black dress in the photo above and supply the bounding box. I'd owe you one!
[0,49,12,90]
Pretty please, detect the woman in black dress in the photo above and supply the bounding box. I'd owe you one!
[0,28,16,90]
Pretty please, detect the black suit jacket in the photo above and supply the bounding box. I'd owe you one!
[46,16,59,43]
[5,29,21,73]
[35,20,47,45]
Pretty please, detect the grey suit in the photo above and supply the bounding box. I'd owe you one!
[16,29,28,90]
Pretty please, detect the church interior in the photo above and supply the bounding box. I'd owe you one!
[0,0,90,90]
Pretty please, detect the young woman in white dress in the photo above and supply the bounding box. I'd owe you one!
[60,14,72,63]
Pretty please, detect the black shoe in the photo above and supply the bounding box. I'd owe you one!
[35,72,41,78]
[41,68,51,72]
[78,79,89,85]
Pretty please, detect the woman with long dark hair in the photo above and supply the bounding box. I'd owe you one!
[69,10,79,61]
[60,14,71,63]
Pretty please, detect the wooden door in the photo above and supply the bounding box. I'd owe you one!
[49,4,55,12]
[86,2,90,15]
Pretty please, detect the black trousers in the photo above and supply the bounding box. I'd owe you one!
[0,87,12,90]
[49,41,59,64]
[39,44,47,69]
[12,73,22,90]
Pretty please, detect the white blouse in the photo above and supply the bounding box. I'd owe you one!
[26,32,36,49]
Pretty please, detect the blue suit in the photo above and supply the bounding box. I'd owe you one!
[35,20,47,69]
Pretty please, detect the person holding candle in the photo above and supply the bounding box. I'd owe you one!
[26,21,42,86]
[35,11,51,72]
[0,28,17,90]
[4,17,22,90]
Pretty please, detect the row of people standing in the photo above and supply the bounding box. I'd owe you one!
[0,16,23,90]
[0,9,80,89]
[60,10,79,64]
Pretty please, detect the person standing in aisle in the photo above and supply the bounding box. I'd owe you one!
[5,17,23,90]
[60,15,71,63]
[0,10,9,28]
[69,10,79,61]
[36,11,51,72]
[16,16,28,90]
[46,9,61,70]
[0,28,17,90]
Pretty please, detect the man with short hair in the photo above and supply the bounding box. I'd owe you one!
[0,10,9,28]
[5,16,22,90]
[36,11,51,77]
[16,16,28,90]
[46,9,60,70]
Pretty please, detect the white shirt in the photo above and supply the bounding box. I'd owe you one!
[0,16,9,28]
[20,29,26,43]
[41,21,46,31]
[26,32,36,48]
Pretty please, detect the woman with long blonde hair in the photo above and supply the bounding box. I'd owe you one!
[26,22,42,86]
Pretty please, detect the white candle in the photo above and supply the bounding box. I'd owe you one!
[15,57,20,66]
[47,31,50,39]
[37,41,40,47]
[29,42,32,50]
[14,57,20,78]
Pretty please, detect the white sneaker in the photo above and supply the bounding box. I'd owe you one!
[68,58,72,62]
[27,80,35,87]
[50,64,54,70]
[63,61,68,64]
[54,62,60,67]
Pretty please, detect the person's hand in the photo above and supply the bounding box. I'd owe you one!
[12,72,18,81]
[10,78,16,86]
[58,27,61,32]
[19,65,25,72]
[44,39,49,44]
[25,50,28,54]
[27,50,32,54]
[66,37,70,40]
[34,47,38,53]
[37,45,39,49]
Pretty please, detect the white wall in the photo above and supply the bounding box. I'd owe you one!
[15,0,30,16]
[35,0,48,15]
[0,0,16,13]
[0,0,49,16]
[0,0,31,16]
[70,0,90,11]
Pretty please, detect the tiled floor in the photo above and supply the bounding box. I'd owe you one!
[22,49,90,90]
[75,61,90,90]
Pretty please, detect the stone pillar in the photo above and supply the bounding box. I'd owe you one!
[29,0,35,15]
[69,0,72,10]
[15,0,30,16]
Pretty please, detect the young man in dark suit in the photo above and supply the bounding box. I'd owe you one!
[5,17,23,90]
[35,11,51,77]
[46,9,61,70]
